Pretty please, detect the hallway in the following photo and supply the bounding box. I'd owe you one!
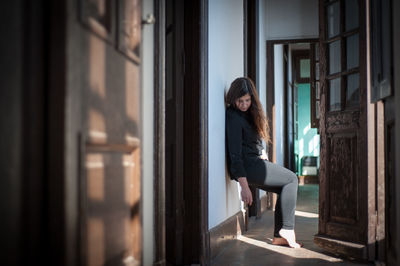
[211,185,373,266]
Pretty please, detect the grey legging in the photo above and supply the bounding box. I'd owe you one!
[246,160,298,237]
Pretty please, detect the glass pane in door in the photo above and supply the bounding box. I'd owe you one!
[329,40,341,74]
[345,0,359,31]
[346,34,359,69]
[327,2,340,38]
[346,73,359,108]
[329,78,341,111]
[300,59,311,78]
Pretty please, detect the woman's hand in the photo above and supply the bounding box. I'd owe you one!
[260,149,268,160]
[238,177,253,206]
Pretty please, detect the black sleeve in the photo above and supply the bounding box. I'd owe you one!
[226,110,247,180]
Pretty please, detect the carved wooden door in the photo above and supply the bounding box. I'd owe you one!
[80,1,142,265]
[315,0,373,259]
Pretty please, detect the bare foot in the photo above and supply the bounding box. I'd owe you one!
[271,237,289,246]
[272,237,304,247]
[279,229,301,248]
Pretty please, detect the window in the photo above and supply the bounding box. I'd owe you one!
[294,51,310,84]
[370,0,392,102]
[310,43,320,129]
[324,0,360,111]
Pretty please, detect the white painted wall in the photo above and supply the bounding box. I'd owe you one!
[141,0,154,264]
[208,0,244,229]
[258,0,267,198]
[273,45,285,166]
[258,0,267,136]
[265,0,319,40]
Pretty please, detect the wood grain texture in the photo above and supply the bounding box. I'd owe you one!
[328,135,358,226]
[316,0,370,258]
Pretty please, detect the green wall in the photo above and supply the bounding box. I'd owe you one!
[294,83,320,175]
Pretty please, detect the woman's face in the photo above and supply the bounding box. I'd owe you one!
[235,93,251,112]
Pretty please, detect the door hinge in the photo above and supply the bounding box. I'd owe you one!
[142,13,156,25]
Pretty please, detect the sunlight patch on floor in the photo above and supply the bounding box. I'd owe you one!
[237,235,342,262]
[295,210,319,218]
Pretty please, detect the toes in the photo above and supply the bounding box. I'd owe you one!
[289,242,301,248]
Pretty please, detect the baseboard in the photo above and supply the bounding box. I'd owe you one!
[208,210,246,260]
[209,194,273,260]
[314,235,367,260]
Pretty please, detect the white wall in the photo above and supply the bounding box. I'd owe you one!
[273,45,285,166]
[258,0,267,135]
[265,0,319,40]
[141,0,154,264]
[258,0,267,198]
[208,0,244,229]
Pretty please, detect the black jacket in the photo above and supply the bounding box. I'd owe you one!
[226,106,263,181]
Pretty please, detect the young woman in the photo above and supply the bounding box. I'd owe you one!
[226,77,301,248]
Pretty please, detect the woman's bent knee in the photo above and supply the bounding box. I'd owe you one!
[289,171,298,185]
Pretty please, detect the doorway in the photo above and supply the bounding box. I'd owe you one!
[266,38,320,226]
[291,46,320,185]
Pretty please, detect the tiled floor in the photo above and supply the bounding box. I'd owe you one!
[211,184,373,266]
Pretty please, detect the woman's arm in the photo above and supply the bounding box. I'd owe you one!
[226,110,247,180]
[238,177,253,206]
[226,110,252,205]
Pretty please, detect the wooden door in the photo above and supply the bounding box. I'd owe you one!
[80,1,143,265]
[315,0,372,259]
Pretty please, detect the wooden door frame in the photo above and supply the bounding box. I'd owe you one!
[154,0,166,265]
[266,39,318,209]
[290,49,313,173]
[244,0,262,218]
[244,0,258,83]
[153,0,209,264]
[198,2,209,263]
[266,39,319,167]
[47,0,69,264]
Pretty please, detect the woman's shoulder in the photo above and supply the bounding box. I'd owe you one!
[226,106,240,116]
[226,106,246,123]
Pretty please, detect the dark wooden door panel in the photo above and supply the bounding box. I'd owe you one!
[315,0,371,258]
[326,112,360,132]
[326,134,360,239]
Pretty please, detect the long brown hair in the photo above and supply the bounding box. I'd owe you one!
[226,77,270,144]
